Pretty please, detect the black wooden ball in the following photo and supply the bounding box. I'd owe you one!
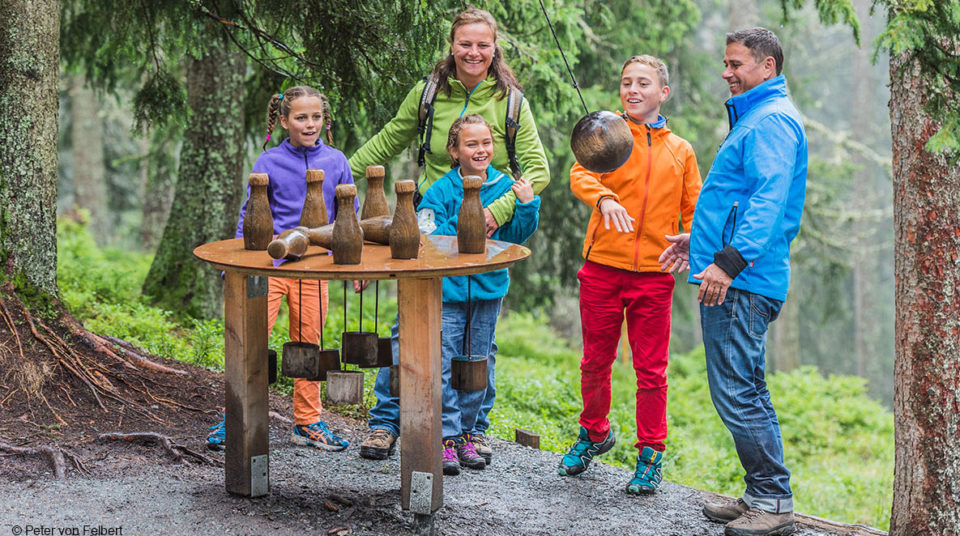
[570,111,634,174]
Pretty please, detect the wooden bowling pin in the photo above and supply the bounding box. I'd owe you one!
[243,172,273,250]
[361,165,390,220]
[360,216,393,245]
[300,169,328,228]
[390,180,420,259]
[332,184,363,264]
[458,176,486,254]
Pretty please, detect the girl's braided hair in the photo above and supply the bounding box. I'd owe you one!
[431,8,521,99]
[446,114,491,168]
[263,86,335,150]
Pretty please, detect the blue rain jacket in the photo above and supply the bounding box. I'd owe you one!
[688,75,808,301]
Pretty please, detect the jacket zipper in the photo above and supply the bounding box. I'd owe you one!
[722,202,739,247]
[632,127,653,271]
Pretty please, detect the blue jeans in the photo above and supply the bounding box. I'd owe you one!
[367,299,502,439]
[701,287,793,514]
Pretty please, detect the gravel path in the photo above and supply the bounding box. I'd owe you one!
[0,417,852,536]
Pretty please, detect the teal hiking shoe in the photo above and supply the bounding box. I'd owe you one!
[626,446,663,495]
[557,426,615,476]
[206,417,225,451]
[291,421,349,451]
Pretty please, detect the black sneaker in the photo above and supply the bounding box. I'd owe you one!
[557,425,615,476]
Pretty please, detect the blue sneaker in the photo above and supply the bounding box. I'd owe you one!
[625,446,663,495]
[206,418,225,451]
[557,426,615,476]
[291,421,349,451]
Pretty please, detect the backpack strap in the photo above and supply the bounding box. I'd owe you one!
[504,87,524,179]
[417,73,440,168]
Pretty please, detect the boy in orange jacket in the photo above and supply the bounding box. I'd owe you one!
[558,55,701,494]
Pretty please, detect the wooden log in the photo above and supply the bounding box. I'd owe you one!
[326,370,364,404]
[301,169,328,228]
[515,429,540,449]
[391,180,420,259]
[457,176,485,254]
[223,272,269,496]
[398,277,443,512]
[243,173,274,250]
[332,184,363,265]
[361,165,390,219]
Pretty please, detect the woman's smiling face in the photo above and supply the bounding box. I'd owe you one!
[451,22,495,87]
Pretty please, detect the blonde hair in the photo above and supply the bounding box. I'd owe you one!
[262,86,335,150]
[431,8,521,99]
[446,114,492,167]
[621,55,669,87]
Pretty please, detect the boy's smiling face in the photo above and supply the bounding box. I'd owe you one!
[620,63,669,124]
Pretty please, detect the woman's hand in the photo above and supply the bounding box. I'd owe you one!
[354,280,370,292]
[512,177,534,203]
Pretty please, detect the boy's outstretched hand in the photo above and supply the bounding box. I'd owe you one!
[512,177,534,203]
[659,233,690,273]
[599,198,635,233]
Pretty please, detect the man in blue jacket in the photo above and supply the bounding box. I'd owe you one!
[659,27,806,536]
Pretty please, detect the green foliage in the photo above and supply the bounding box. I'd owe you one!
[491,312,894,530]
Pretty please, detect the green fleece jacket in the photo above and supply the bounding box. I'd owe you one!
[348,76,550,226]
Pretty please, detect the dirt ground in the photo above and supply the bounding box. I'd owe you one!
[0,298,880,535]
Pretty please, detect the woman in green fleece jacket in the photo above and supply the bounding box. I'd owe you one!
[348,7,549,235]
[351,7,549,464]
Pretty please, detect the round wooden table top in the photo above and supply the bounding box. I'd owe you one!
[193,235,531,280]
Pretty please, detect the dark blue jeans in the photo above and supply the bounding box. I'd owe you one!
[701,287,793,514]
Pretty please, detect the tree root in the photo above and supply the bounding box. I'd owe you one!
[98,432,221,467]
[0,441,67,478]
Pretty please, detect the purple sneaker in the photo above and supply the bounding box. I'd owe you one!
[457,436,486,470]
[442,439,460,476]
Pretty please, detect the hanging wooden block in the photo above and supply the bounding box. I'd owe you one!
[342,331,378,366]
[281,341,322,380]
[326,370,365,404]
[375,336,393,368]
[451,355,487,391]
[389,364,400,398]
[268,349,277,385]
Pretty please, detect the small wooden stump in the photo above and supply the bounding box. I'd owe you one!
[515,429,540,449]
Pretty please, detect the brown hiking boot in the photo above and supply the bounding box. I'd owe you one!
[723,507,795,536]
[467,433,492,464]
[703,497,750,523]
[359,429,397,460]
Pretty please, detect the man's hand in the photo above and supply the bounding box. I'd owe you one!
[599,198,635,233]
[693,263,733,306]
[483,208,499,238]
[658,233,690,273]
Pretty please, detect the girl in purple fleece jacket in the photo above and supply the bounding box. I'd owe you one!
[208,86,356,452]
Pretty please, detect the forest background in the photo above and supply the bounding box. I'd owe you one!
[53,0,895,530]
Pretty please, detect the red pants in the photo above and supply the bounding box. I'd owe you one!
[267,277,329,425]
[578,261,674,452]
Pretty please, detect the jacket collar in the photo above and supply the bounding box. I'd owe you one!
[622,112,672,139]
[448,76,497,99]
[725,75,789,129]
[279,137,325,156]
[455,164,507,187]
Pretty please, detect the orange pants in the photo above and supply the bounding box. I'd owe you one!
[267,277,329,425]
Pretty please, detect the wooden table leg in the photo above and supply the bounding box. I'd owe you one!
[397,277,443,513]
[223,272,270,496]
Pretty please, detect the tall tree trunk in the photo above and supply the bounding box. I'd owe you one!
[889,51,960,535]
[68,75,108,244]
[140,127,177,251]
[0,0,60,298]
[141,49,246,319]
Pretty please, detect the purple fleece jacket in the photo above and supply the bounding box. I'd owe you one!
[235,138,358,239]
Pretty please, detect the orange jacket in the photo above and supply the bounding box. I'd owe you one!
[570,116,701,272]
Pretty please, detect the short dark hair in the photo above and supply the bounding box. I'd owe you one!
[726,27,783,75]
